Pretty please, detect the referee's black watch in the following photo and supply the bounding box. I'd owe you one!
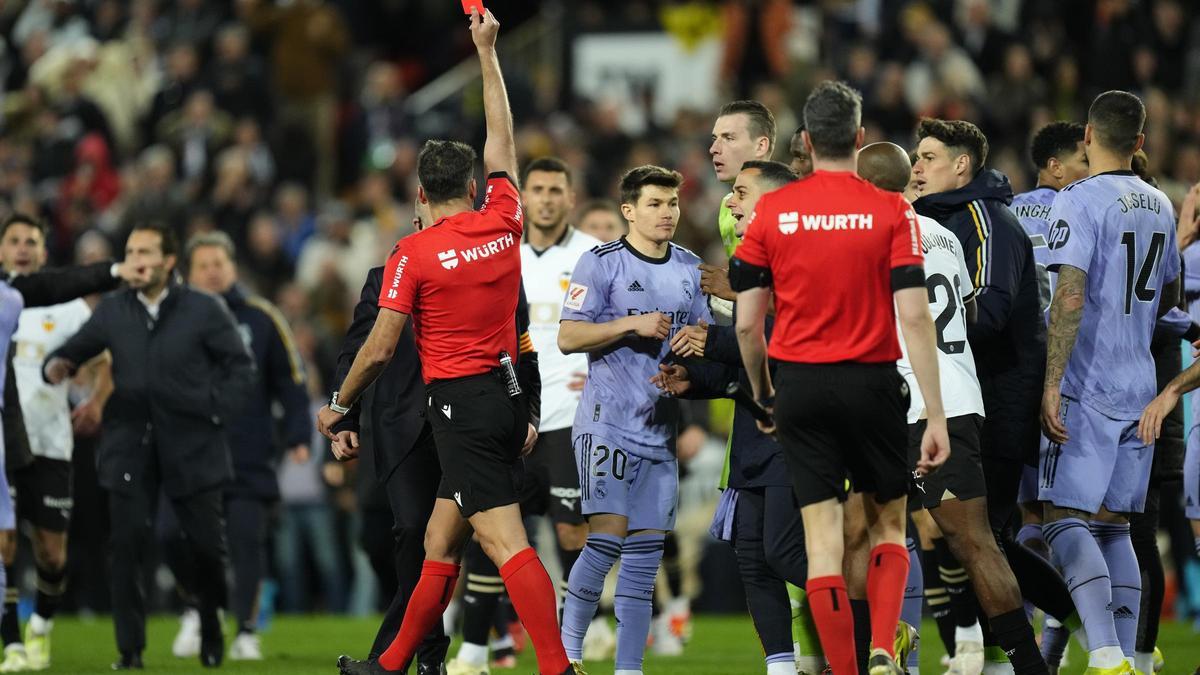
[756,395,775,409]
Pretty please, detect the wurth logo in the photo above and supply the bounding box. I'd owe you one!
[386,255,409,299]
[800,213,875,231]
[438,250,458,269]
[778,211,799,234]
[460,232,515,263]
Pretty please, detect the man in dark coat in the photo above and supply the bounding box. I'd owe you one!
[43,223,256,669]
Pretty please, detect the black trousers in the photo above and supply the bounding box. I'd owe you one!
[731,485,808,659]
[110,474,228,654]
[368,429,449,664]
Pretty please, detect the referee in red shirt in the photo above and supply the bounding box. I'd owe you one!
[317,11,572,675]
[730,81,951,675]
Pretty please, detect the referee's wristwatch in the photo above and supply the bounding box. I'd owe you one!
[328,391,351,415]
[756,395,775,410]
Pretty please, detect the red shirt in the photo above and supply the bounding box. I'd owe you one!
[734,170,923,364]
[379,173,524,383]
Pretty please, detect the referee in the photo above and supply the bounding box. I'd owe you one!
[730,81,950,675]
[318,9,572,675]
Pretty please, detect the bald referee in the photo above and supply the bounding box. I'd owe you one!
[730,81,951,674]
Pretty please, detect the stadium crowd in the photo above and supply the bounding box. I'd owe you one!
[4,0,1200,673]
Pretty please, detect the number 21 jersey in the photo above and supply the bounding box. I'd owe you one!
[896,215,985,423]
[1046,170,1180,419]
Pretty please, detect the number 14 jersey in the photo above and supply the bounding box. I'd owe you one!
[1046,170,1180,420]
[896,215,985,424]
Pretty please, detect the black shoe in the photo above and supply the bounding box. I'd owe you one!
[338,655,401,674]
[415,663,446,675]
[112,652,143,670]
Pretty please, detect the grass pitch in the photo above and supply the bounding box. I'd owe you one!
[37,614,1200,673]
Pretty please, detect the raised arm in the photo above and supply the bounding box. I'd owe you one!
[471,10,517,180]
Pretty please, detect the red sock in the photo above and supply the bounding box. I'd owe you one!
[807,575,857,675]
[377,560,460,671]
[500,548,569,674]
[866,542,910,655]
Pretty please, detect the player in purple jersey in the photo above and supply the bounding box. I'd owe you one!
[1040,91,1182,674]
[556,166,711,675]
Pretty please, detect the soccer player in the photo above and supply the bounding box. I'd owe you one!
[711,101,777,260]
[858,141,1047,675]
[320,10,573,675]
[446,157,604,675]
[652,159,820,675]
[731,80,950,675]
[556,165,712,675]
[576,200,624,243]
[913,118,1080,669]
[0,216,94,672]
[1040,90,1181,674]
[789,126,813,177]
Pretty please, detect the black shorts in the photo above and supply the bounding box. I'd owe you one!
[427,373,528,518]
[519,428,584,525]
[13,457,73,532]
[774,362,909,508]
[908,414,986,510]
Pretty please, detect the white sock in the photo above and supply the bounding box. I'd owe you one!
[489,633,514,651]
[767,662,793,675]
[1134,651,1154,674]
[908,668,920,675]
[982,662,1015,674]
[795,655,826,672]
[614,670,643,675]
[1088,645,1125,668]
[955,622,984,644]
[28,614,50,636]
[456,641,488,666]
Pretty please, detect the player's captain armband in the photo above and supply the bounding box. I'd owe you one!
[563,282,589,310]
[890,264,925,291]
[729,257,772,291]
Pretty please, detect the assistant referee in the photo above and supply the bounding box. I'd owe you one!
[317,9,572,675]
[729,81,951,675]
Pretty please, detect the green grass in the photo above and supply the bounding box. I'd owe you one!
[33,614,1200,673]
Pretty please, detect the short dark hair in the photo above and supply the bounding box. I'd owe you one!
[1030,121,1086,170]
[0,213,48,240]
[917,118,989,174]
[521,157,572,186]
[618,165,683,206]
[718,100,777,152]
[417,140,477,203]
[803,81,862,159]
[130,222,179,257]
[1088,90,1145,155]
[740,160,798,190]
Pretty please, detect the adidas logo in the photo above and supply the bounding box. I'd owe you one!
[1112,605,1135,619]
[628,280,645,292]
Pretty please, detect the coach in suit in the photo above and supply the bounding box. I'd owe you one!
[43,223,256,669]
[329,265,448,672]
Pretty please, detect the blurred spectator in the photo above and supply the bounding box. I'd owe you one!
[156,89,232,198]
[116,145,187,242]
[210,148,262,251]
[954,0,1011,76]
[904,20,985,116]
[12,0,89,54]
[159,0,224,55]
[295,202,377,295]
[575,199,624,243]
[272,183,316,263]
[143,42,202,146]
[204,23,272,127]
[230,117,275,188]
[241,211,294,300]
[239,0,349,199]
[355,172,410,247]
[56,133,119,251]
[987,43,1046,142]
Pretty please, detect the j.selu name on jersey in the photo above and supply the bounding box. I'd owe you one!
[1116,191,1162,214]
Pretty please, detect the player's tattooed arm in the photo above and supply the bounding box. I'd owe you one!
[1041,264,1086,443]
[1044,265,1086,388]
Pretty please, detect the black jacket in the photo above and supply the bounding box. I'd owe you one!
[684,310,788,489]
[46,281,256,497]
[4,261,123,471]
[915,169,1046,462]
[221,285,311,498]
[332,268,540,482]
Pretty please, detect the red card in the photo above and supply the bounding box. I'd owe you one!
[461,0,485,15]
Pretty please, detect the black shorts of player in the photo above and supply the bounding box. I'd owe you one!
[13,457,73,532]
[908,414,986,511]
[427,372,529,519]
[774,361,909,508]
[519,428,585,525]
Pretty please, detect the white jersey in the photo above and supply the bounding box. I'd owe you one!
[521,227,602,432]
[896,216,986,424]
[13,299,92,460]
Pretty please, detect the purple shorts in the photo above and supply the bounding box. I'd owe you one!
[1038,396,1153,514]
[1185,426,1200,520]
[574,432,678,531]
[1018,461,1040,505]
